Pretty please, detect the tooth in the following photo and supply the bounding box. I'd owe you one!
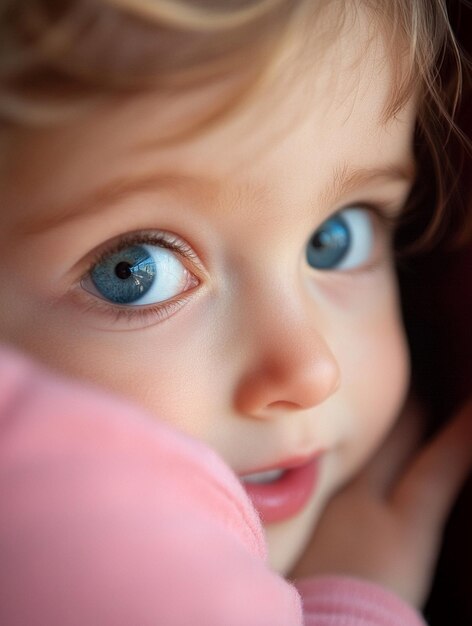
[242,469,284,484]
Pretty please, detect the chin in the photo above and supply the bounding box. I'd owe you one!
[264,485,328,575]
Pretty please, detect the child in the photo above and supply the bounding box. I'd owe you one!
[0,0,470,623]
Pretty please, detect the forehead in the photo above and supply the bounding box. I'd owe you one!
[2,2,415,232]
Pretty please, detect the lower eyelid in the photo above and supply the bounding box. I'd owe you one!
[73,290,197,331]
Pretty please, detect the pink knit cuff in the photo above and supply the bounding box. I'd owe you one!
[295,576,427,626]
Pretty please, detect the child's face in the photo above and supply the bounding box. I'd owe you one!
[0,7,414,573]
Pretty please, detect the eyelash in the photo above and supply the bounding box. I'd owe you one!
[84,231,199,270]
[78,231,201,327]
[81,293,195,327]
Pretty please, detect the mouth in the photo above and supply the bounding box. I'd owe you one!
[240,454,322,524]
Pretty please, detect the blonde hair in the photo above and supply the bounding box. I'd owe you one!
[0,0,470,244]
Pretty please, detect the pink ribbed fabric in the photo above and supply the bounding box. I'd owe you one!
[297,577,427,626]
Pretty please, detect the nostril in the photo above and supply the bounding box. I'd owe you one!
[266,400,302,411]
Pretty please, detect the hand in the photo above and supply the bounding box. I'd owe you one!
[289,397,472,608]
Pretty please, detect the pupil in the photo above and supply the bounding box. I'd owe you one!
[115,262,132,280]
[312,232,330,249]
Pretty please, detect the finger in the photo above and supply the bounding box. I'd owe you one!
[357,395,426,496]
[391,399,472,533]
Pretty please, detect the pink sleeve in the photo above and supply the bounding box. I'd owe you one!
[296,577,427,626]
[0,346,302,626]
[0,346,427,626]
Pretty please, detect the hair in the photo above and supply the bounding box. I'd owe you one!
[0,0,470,246]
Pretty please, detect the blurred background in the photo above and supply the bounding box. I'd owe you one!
[398,2,471,622]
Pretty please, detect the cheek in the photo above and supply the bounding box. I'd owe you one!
[0,271,241,461]
[74,332,225,443]
[336,306,410,478]
[0,289,227,447]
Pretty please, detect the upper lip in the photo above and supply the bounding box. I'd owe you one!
[239,450,323,478]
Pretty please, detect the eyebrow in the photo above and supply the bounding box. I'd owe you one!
[20,162,416,236]
[21,171,221,235]
[320,162,416,206]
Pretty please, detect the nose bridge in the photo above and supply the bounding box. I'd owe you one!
[233,274,341,416]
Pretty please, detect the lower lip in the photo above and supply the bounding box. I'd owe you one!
[241,457,320,524]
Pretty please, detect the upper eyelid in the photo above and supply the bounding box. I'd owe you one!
[80,230,201,279]
[76,203,395,279]
[337,200,405,229]
[312,203,400,242]
[355,204,398,229]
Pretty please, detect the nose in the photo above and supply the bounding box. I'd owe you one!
[233,309,340,419]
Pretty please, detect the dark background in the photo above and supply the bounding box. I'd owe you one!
[398,2,471,622]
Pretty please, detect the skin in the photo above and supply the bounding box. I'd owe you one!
[0,6,415,573]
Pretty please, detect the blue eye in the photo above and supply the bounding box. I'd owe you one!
[306,208,374,270]
[83,243,196,305]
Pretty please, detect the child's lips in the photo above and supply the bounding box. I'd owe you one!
[240,454,322,524]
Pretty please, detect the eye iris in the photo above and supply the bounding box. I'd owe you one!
[306,215,350,269]
[91,245,156,304]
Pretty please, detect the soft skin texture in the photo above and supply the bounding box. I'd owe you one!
[0,6,413,572]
